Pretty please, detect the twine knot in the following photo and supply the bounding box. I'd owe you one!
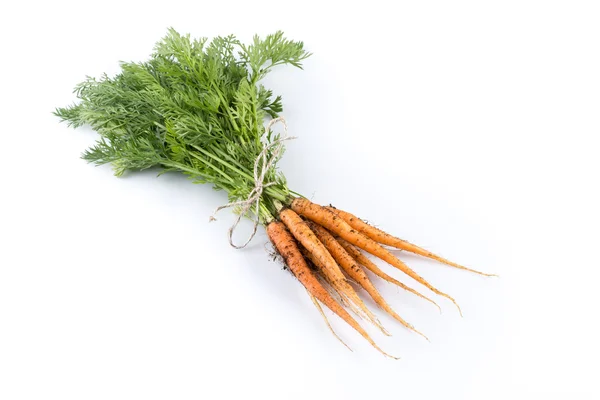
[209,116,295,249]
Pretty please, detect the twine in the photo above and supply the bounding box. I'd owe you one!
[209,116,296,249]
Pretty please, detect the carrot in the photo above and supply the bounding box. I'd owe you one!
[302,246,397,334]
[278,208,389,332]
[336,237,441,313]
[291,198,463,315]
[286,219,390,337]
[299,245,353,310]
[267,221,397,358]
[306,221,429,341]
[327,206,496,277]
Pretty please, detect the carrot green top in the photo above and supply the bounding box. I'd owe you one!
[55,28,310,226]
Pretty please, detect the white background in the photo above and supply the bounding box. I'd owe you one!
[1,1,599,399]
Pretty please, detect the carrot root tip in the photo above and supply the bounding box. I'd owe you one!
[310,294,354,352]
[437,291,462,317]
[453,300,464,317]
[372,344,400,360]
[417,330,430,342]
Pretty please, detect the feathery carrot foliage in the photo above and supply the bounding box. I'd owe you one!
[55,28,310,223]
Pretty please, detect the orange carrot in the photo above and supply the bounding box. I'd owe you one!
[336,237,441,313]
[267,221,396,358]
[299,245,353,310]
[278,208,388,332]
[291,198,463,315]
[327,206,496,277]
[306,220,429,341]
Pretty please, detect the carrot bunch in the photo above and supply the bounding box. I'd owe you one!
[268,198,494,357]
[55,29,495,357]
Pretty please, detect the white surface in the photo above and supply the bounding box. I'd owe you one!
[1,1,599,398]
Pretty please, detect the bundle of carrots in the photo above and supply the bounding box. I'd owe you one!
[268,199,494,357]
[55,29,494,357]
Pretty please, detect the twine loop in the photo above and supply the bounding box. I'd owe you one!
[209,116,295,248]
